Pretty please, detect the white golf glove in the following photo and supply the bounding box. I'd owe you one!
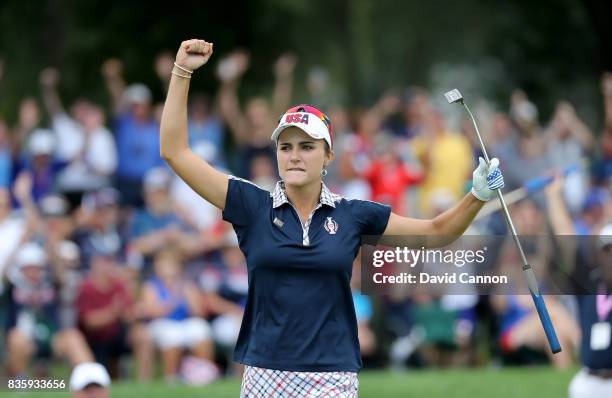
[471,157,504,201]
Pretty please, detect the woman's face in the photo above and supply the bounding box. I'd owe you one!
[276,127,332,188]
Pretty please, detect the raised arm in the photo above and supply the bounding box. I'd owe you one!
[547,101,594,151]
[367,90,401,130]
[271,53,297,117]
[216,51,250,145]
[160,39,228,210]
[544,173,578,275]
[101,58,126,115]
[383,193,485,247]
[544,173,575,235]
[39,68,64,116]
[383,157,504,247]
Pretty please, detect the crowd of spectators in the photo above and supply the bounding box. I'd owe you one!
[0,50,610,384]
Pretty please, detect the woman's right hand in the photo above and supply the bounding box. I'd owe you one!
[175,39,214,72]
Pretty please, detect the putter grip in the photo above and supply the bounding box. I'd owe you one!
[531,293,562,354]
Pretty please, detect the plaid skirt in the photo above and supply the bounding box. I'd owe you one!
[240,365,359,398]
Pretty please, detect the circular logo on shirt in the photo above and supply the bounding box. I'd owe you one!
[324,217,338,235]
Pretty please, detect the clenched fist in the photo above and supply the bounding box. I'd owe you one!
[175,39,214,72]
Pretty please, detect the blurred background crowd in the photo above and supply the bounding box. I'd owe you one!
[1,0,612,389]
[0,47,610,384]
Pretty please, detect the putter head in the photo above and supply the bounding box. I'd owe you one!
[444,89,463,104]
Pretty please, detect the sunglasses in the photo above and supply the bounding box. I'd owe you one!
[281,104,333,141]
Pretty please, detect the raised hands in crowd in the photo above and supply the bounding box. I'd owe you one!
[0,40,610,382]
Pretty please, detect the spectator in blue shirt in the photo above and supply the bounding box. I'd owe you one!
[160,39,505,397]
[127,167,200,274]
[101,59,164,207]
[188,94,225,162]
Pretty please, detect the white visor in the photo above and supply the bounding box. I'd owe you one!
[271,112,332,149]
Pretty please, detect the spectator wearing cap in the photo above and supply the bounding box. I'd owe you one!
[13,186,78,289]
[69,362,110,398]
[39,68,117,196]
[74,188,125,271]
[14,129,67,203]
[101,58,163,207]
[3,242,93,377]
[127,167,199,273]
[38,193,73,236]
[75,242,153,380]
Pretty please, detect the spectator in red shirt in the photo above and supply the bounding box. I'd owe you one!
[76,245,153,380]
[362,134,423,215]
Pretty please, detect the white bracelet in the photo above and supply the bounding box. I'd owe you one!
[173,62,193,74]
[171,70,191,79]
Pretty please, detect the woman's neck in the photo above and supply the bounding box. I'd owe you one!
[284,181,322,222]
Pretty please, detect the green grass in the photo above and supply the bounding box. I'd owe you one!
[4,367,576,397]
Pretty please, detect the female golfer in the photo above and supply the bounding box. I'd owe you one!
[161,39,504,397]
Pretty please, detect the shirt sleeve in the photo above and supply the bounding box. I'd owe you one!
[348,199,391,236]
[222,176,270,228]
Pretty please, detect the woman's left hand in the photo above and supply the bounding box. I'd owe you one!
[471,157,504,201]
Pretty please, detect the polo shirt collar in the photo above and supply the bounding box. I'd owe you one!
[272,181,338,209]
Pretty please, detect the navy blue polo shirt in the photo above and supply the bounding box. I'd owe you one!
[576,295,612,370]
[222,177,391,372]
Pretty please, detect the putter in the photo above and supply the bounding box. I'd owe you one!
[444,89,562,354]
